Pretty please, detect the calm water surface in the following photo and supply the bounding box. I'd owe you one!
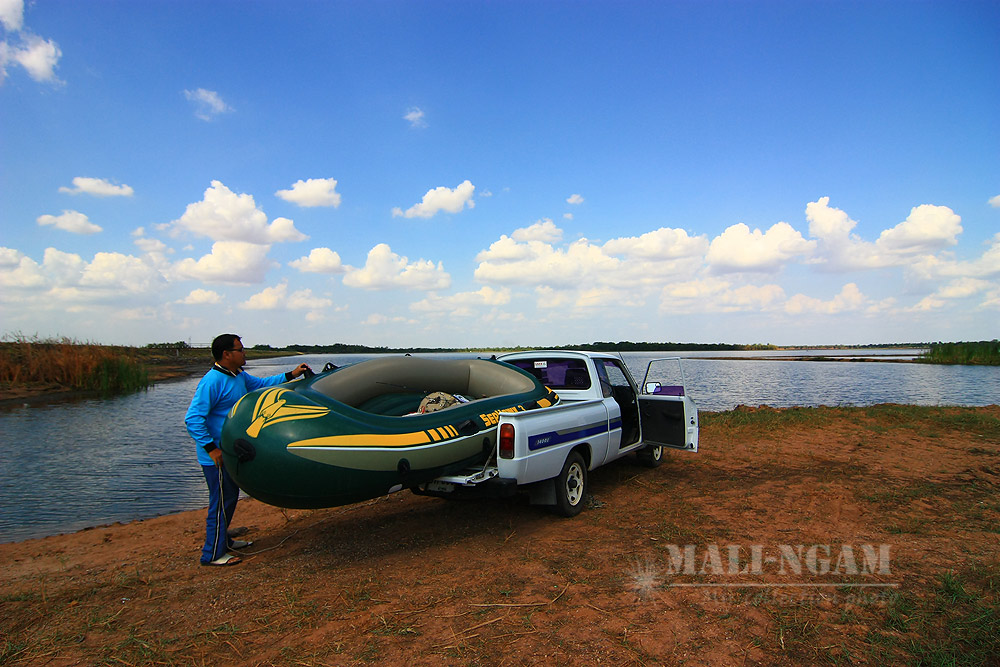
[1,350,997,543]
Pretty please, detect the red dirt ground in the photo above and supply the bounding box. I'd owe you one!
[1,404,998,665]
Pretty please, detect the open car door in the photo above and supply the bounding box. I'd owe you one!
[638,358,698,452]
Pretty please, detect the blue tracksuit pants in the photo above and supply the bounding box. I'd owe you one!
[201,464,239,563]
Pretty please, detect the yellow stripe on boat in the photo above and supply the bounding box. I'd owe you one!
[289,429,449,449]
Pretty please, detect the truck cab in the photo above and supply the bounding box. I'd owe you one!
[499,350,698,457]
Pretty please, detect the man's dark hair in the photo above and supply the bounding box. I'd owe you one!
[212,334,241,361]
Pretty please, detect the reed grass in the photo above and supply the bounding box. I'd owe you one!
[919,340,1000,365]
[0,335,150,396]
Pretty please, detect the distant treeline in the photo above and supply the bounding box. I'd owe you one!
[254,343,458,354]
[250,341,779,354]
[555,341,776,351]
[919,340,1000,366]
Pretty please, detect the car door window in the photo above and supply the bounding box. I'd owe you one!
[598,360,632,390]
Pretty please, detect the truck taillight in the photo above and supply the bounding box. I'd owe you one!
[498,423,514,459]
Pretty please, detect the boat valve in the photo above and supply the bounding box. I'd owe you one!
[233,438,256,463]
[456,419,478,435]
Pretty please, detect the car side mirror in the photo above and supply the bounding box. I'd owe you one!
[644,382,661,395]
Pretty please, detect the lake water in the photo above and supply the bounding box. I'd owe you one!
[1,350,997,543]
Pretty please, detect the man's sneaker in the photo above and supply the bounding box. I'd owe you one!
[201,553,242,567]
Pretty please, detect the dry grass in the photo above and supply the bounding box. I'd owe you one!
[0,335,149,396]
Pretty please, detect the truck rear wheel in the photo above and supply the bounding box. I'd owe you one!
[554,451,587,517]
[636,444,663,468]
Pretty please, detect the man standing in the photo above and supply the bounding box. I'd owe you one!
[185,334,311,566]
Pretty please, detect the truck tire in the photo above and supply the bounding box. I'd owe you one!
[554,451,587,517]
[636,444,663,468]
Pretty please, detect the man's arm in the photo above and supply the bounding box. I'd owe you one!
[243,363,313,390]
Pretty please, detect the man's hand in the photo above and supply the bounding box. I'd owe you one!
[290,363,312,378]
[209,448,223,466]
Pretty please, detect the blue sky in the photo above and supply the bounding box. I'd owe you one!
[1,0,998,348]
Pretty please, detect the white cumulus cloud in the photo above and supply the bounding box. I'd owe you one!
[289,247,345,274]
[275,178,341,208]
[0,1,62,85]
[566,194,584,205]
[178,288,222,305]
[707,222,816,273]
[59,177,134,197]
[909,277,995,312]
[512,219,563,243]
[908,233,1000,282]
[805,197,881,269]
[0,0,23,31]
[660,277,785,314]
[936,277,992,299]
[1,246,165,298]
[475,237,621,289]
[243,282,333,319]
[603,227,709,260]
[875,204,962,256]
[989,195,1000,208]
[392,180,475,219]
[1,33,61,84]
[0,247,45,289]
[404,107,426,128]
[0,246,23,268]
[475,223,707,300]
[171,181,307,244]
[172,241,274,285]
[80,252,163,292]
[134,236,168,254]
[37,210,102,234]
[411,286,512,316]
[342,243,450,291]
[808,197,964,271]
[184,88,232,121]
[41,248,86,286]
[784,283,869,315]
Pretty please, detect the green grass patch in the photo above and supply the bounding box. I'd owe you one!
[860,479,943,506]
[702,405,831,432]
[866,567,1000,665]
[705,404,999,447]
[860,405,1000,444]
[0,641,30,665]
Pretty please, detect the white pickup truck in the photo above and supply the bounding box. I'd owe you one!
[414,350,698,516]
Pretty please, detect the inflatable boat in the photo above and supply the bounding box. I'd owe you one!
[219,356,559,508]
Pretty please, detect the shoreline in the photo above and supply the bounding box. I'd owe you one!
[0,359,208,407]
[2,404,997,665]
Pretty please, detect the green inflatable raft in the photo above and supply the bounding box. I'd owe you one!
[220,356,559,509]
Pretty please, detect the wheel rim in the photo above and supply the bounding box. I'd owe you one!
[652,446,662,461]
[565,463,584,506]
